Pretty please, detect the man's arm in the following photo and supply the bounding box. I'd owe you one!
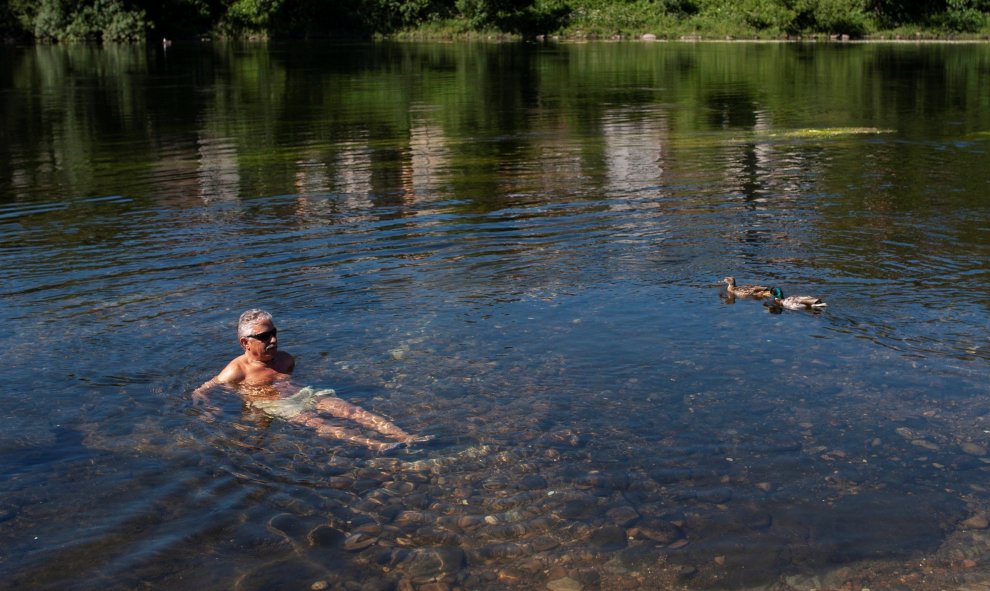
[192,358,246,409]
[192,377,219,404]
[190,377,221,421]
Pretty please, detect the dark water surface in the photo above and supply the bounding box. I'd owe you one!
[2,41,990,590]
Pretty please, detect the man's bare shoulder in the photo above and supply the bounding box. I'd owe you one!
[216,355,249,385]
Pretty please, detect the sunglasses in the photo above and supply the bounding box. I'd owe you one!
[246,328,277,342]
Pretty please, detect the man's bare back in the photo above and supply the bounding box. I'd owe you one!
[193,309,431,452]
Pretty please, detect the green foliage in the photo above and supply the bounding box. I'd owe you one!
[378,0,455,29]
[4,0,988,41]
[565,0,711,37]
[940,0,986,31]
[866,0,987,33]
[223,0,283,34]
[490,0,571,35]
[735,0,871,35]
[456,0,498,28]
[455,0,540,30]
[30,0,70,40]
[23,0,149,42]
[80,0,149,41]
[740,0,796,30]
[792,0,871,35]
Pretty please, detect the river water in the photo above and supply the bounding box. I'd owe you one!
[1,41,989,590]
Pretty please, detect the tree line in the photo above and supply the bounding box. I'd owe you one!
[1,0,987,43]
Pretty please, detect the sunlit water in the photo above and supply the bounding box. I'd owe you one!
[1,41,989,590]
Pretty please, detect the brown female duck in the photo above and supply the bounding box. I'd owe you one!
[723,276,773,298]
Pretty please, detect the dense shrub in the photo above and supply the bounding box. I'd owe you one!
[20,0,149,42]
[941,0,986,31]
[798,0,871,35]
[740,0,796,30]
[223,0,284,34]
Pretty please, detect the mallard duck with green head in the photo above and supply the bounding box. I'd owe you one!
[723,276,773,298]
[766,287,827,310]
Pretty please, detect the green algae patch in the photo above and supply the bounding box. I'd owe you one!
[672,127,894,150]
[761,127,894,138]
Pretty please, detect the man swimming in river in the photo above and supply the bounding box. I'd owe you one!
[193,309,431,453]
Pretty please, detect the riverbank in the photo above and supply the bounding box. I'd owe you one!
[6,0,989,45]
[386,1,989,44]
[388,17,990,43]
[390,29,990,43]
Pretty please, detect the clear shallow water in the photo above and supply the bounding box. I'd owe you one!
[1,41,990,590]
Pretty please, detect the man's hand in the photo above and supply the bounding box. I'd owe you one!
[192,378,221,421]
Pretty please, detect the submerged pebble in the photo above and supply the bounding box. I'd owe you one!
[962,442,987,456]
[396,547,465,584]
[961,514,990,530]
[344,533,378,552]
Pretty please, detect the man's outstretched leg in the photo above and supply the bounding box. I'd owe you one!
[293,412,400,452]
[316,397,432,444]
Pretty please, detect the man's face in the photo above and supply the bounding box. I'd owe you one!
[241,319,278,361]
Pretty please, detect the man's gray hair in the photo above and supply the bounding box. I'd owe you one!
[238,309,273,338]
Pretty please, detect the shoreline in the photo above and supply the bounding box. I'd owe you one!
[5,32,990,46]
[387,30,990,44]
